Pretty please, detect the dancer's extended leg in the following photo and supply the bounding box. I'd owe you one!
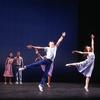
[19,58,50,71]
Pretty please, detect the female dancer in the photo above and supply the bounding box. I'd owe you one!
[66,34,95,92]
[3,53,14,84]
[35,49,54,88]
[19,32,66,92]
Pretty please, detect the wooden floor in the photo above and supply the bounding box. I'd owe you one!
[0,82,100,100]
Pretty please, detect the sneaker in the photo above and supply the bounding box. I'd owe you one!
[19,67,25,71]
[15,82,18,84]
[38,84,43,92]
[9,82,12,84]
[4,82,7,85]
[20,82,23,84]
[47,83,50,88]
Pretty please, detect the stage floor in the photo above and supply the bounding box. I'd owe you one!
[0,82,100,100]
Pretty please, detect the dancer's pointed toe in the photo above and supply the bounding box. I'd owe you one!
[84,86,89,92]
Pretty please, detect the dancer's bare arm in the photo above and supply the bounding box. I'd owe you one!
[35,58,39,62]
[91,34,95,52]
[56,32,66,47]
[5,58,9,70]
[12,57,17,64]
[21,59,24,68]
[35,49,42,59]
[72,50,89,55]
[35,50,46,62]
[27,45,44,50]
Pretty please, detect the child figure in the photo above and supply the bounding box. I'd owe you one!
[3,53,14,84]
[13,51,24,84]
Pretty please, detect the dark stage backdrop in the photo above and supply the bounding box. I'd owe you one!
[78,0,100,83]
[0,0,78,82]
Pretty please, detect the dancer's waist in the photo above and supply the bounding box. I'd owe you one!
[15,65,22,66]
[48,59,52,63]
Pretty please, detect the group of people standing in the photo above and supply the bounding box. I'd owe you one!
[3,52,23,85]
[3,32,95,93]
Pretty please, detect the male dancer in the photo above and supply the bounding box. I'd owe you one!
[19,32,66,91]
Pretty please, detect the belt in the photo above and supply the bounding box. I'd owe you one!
[48,59,52,63]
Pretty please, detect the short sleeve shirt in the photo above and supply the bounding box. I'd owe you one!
[14,56,23,65]
[44,46,57,61]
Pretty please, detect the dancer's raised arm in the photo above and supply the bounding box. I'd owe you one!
[35,49,42,59]
[91,34,95,53]
[34,49,42,62]
[27,45,44,50]
[56,32,66,47]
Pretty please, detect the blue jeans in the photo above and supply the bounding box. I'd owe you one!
[15,65,22,82]
[25,58,52,86]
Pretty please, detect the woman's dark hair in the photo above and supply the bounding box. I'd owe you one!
[48,42,50,47]
[8,53,13,58]
[82,46,92,59]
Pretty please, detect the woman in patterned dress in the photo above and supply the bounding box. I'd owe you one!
[3,53,14,84]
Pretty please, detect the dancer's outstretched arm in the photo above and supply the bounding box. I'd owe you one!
[56,32,66,47]
[91,34,95,52]
[27,45,44,50]
[66,51,88,67]
[72,50,89,55]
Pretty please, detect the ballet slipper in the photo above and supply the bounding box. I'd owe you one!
[9,82,12,84]
[84,86,89,92]
[4,82,7,85]
[47,83,50,87]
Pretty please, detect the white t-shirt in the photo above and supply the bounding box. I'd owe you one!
[44,46,57,61]
[14,56,23,66]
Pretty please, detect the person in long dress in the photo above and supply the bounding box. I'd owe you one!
[19,32,66,92]
[3,53,14,84]
[66,34,95,92]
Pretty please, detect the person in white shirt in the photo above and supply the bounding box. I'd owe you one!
[19,32,66,91]
[13,52,24,84]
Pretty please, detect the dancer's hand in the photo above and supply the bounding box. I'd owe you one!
[72,50,76,54]
[91,34,95,39]
[35,49,38,54]
[62,32,66,37]
[27,45,33,49]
